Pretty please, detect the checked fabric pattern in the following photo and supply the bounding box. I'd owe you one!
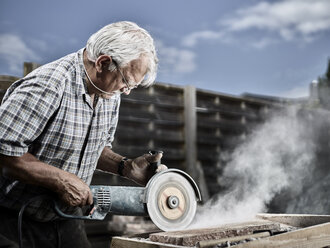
[0,49,120,220]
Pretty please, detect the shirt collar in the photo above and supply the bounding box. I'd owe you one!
[75,48,89,96]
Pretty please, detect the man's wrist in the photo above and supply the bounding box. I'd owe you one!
[118,157,128,176]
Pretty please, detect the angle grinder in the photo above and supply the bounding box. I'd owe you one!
[54,168,202,231]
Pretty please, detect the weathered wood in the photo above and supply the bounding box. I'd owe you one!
[149,220,286,247]
[197,231,270,248]
[0,75,18,89]
[232,222,330,248]
[184,85,210,201]
[23,62,40,76]
[184,85,197,179]
[256,213,330,228]
[111,236,190,248]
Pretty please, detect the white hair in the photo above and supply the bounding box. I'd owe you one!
[86,21,158,87]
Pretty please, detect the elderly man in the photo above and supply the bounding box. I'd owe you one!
[0,21,166,247]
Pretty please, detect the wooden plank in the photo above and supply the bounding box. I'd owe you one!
[196,231,270,248]
[256,213,330,228]
[184,85,197,179]
[111,236,190,248]
[0,75,18,89]
[149,220,287,247]
[23,62,40,76]
[231,222,330,248]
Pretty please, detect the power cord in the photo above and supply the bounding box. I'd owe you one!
[18,195,60,248]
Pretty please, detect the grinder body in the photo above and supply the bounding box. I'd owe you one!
[54,169,201,231]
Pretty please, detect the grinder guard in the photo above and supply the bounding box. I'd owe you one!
[145,169,202,203]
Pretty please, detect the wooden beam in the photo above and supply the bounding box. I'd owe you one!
[0,75,18,89]
[184,85,210,201]
[231,222,330,248]
[196,231,270,248]
[256,213,330,228]
[111,236,190,248]
[184,85,197,179]
[23,62,40,76]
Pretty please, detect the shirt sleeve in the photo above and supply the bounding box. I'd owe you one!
[0,74,63,156]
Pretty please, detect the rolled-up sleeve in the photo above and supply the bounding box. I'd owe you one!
[0,75,63,156]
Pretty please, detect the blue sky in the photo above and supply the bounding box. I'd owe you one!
[0,0,329,97]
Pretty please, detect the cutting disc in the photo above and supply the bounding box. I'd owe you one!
[146,172,197,231]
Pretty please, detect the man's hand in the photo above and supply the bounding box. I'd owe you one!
[125,152,168,186]
[55,172,93,207]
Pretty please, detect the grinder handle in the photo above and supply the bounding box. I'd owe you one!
[148,150,163,173]
[53,197,98,220]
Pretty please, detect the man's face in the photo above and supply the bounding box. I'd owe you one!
[97,54,149,99]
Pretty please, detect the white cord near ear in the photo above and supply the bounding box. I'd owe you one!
[83,63,114,95]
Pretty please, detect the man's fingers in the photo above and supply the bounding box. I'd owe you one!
[155,164,168,173]
[145,152,163,163]
[79,193,87,207]
[59,173,93,207]
[81,189,93,206]
[87,190,93,205]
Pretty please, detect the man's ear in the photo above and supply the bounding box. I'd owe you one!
[95,55,112,73]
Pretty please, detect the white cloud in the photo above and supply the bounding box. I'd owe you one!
[221,0,330,41]
[0,34,40,74]
[182,30,225,47]
[156,40,196,74]
[182,0,330,48]
[251,37,279,49]
[181,29,236,48]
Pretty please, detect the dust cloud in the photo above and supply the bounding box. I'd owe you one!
[190,106,330,228]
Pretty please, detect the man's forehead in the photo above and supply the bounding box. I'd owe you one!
[130,54,149,73]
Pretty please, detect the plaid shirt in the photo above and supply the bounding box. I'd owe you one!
[0,48,120,221]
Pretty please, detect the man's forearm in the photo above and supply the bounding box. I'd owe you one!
[0,152,67,192]
[0,152,93,206]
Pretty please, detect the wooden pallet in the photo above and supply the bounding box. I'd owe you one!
[110,214,330,248]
